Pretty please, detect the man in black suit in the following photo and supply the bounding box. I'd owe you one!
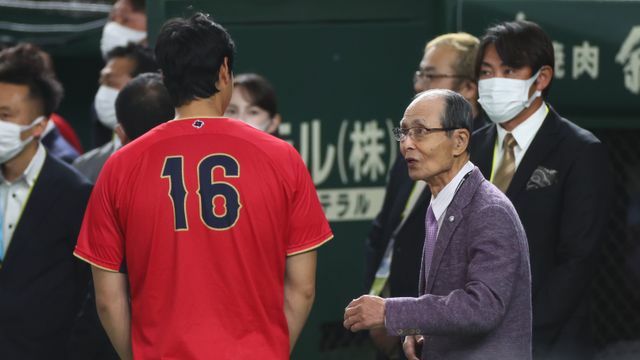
[470,21,612,359]
[364,32,483,358]
[0,42,92,359]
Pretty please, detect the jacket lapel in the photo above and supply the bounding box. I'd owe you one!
[425,168,483,293]
[1,154,61,270]
[505,108,565,199]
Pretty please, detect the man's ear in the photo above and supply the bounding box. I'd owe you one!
[30,116,48,139]
[535,65,554,92]
[453,129,470,156]
[216,57,231,91]
[115,123,129,145]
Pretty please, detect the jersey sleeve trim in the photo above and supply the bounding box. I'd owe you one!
[287,233,334,256]
[73,249,121,273]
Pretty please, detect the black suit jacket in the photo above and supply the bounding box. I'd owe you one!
[471,106,612,359]
[0,153,92,359]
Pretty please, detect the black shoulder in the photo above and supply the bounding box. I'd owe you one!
[44,153,93,192]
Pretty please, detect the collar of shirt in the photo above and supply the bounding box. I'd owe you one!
[496,102,548,162]
[430,160,475,223]
[0,142,47,187]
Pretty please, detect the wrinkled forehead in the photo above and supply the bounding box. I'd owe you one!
[400,96,443,127]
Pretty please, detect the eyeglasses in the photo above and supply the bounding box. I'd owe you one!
[392,126,460,142]
[413,70,467,84]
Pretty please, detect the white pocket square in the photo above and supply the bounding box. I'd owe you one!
[526,166,558,190]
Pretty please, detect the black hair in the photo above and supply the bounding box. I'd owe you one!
[0,43,63,116]
[476,20,555,97]
[233,73,278,117]
[115,72,174,141]
[106,42,158,77]
[155,12,235,107]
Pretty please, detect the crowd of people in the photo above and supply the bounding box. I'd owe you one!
[0,1,613,359]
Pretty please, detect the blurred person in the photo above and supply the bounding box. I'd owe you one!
[0,40,92,359]
[87,42,158,150]
[75,69,170,183]
[470,20,612,359]
[0,43,81,162]
[413,33,484,130]
[364,32,481,359]
[224,73,282,135]
[100,0,147,59]
[70,72,174,360]
[114,73,175,144]
[345,89,532,360]
[74,13,332,359]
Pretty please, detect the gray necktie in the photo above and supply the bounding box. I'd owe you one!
[493,133,518,193]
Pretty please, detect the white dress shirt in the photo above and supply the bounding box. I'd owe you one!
[0,143,46,253]
[491,103,549,180]
[430,160,475,233]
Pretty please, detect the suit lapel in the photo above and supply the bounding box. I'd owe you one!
[1,155,61,270]
[472,125,497,179]
[424,168,483,293]
[506,108,565,199]
[426,207,463,293]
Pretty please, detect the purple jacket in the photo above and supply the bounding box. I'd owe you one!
[385,167,532,360]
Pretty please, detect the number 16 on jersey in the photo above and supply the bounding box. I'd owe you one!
[161,153,242,231]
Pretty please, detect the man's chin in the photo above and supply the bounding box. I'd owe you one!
[407,169,423,182]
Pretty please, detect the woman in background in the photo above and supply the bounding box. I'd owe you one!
[225,73,281,135]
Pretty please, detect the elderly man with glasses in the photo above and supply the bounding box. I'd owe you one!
[363,33,485,359]
[346,89,532,360]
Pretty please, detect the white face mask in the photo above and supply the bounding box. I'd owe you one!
[248,119,272,132]
[100,21,146,58]
[478,70,542,124]
[0,116,45,164]
[95,85,120,130]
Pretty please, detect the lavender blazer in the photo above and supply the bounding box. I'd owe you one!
[385,167,532,359]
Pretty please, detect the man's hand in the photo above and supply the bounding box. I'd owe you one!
[343,295,385,332]
[403,335,424,360]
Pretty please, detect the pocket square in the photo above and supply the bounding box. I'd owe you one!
[526,166,558,190]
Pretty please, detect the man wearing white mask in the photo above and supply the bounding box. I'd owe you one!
[470,20,612,360]
[75,43,158,181]
[100,0,147,59]
[0,41,93,359]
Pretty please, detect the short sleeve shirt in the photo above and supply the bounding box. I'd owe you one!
[74,117,333,359]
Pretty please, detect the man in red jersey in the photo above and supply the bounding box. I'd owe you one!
[74,13,333,360]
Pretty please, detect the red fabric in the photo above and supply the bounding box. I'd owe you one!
[51,113,84,154]
[74,117,332,359]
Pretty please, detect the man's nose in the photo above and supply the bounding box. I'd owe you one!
[401,136,416,152]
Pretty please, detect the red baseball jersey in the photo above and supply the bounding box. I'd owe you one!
[74,117,333,359]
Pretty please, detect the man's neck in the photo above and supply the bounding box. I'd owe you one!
[174,97,226,120]
[1,141,38,182]
[427,155,470,197]
[499,97,544,132]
